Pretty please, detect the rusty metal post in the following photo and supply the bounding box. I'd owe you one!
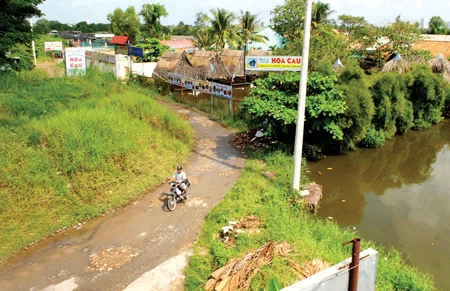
[343,238,361,291]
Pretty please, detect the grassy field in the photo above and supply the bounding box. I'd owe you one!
[184,150,436,291]
[0,68,193,260]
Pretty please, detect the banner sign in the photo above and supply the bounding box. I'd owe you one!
[65,49,86,76]
[128,46,143,57]
[85,51,116,63]
[245,56,302,71]
[45,41,63,51]
[168,73,182,86]
[167,73,232,99]
[182,76,196,90]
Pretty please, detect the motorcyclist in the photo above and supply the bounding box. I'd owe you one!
[169,165,189,200]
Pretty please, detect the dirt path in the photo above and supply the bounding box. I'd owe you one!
[0,101,245,290]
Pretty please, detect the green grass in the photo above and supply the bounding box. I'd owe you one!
[0,68,193,260]
[184,150,436,291]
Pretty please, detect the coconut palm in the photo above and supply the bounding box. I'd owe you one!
[237,10,268,51]
[194,28,215,51]
[312,1,335,28]
[205,8,236,50]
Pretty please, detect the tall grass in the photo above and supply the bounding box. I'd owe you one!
[0,69,193,260]
[184,150,435,290]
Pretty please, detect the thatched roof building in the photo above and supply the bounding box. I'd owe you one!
[152,51,197,80]
[190,50,232,81]
[429,53,450,82]
[247,48,271,56]
[221,50,245,76]
[382,53,411,74]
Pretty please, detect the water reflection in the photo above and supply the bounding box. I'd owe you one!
[307,120,450,289]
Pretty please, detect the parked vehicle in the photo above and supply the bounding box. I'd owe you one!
[167,180,190,211]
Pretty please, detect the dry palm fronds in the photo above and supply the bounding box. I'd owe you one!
[191,51,231,80]
[153,51,197,80]
[204,241,291,291]
[287,258,331,279]
[382,53,411,74]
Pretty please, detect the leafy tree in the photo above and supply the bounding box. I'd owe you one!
[338,15,375,46]
[205,8,236,49]
[240,71,348,157]
[140,3,168,38]
[237,10,267,50]
[107,6,141,42]
[270,0,306,40]
[312,1,335,28]
[136,38,169,62]
[337,65,375,150]
[172,21,193,35]
[34,18,51,35]
[0,0,43,61]
[380,16,421,59]
[428,16,447,34]
[194,28,215,50]
[408,64,446,129]
[194,12,207,30]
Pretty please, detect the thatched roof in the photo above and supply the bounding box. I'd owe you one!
[221,50,245,76]
[332,58,344,72]
[153,51,197,80]
[382,54,411,74]
[190,50,232,80]
[247,48,271,56]
[429,53,450,73]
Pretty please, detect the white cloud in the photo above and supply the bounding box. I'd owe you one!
[346,0,383,9]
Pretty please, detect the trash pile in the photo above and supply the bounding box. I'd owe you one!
[300,182,323,212]
[229,128,275,150]
[88,246,140,272]
[220,215,262,247]
[204,241,291,291]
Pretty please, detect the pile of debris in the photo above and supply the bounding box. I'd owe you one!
[229,128,275,150]
[204,241,291,291]
[300,182,323,212]
[220,215,262,247]
[88,246,140,272]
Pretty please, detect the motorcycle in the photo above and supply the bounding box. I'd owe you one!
[167,180,190,211]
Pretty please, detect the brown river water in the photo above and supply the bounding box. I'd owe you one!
[307,119,450,290]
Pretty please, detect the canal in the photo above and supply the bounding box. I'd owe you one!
[307,119,450,289]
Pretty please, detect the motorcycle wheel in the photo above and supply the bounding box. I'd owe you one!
[167,196,176,211]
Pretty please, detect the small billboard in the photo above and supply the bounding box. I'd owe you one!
[245,56,302,71]
[45,41,63,51]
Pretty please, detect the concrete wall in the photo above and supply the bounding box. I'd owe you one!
[282,248,378,291]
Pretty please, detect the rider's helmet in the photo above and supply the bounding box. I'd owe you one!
[177,165,182,170]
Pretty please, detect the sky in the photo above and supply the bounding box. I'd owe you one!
[37,0,450,27]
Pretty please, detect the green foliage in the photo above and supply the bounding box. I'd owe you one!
[380,16,422,59]
[270,0,306,40]
[0,0,43,61]
[136,38,169,62]
[337,65,375,149]
[0,69,193,260]
[205,8,236,49]
[267,277,283,291]
[408,64,445,129]
[369,72,414,139]
[428,16,447,34]
[140,3,168,38]
[107,6,141,42]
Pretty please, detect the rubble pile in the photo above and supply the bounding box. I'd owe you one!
[229,128,275,150]
[88,246,140,272]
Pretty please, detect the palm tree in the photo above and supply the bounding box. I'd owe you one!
[194,28,215,50]
[312,2,335,28]
[205,8,236,50]
[237,10,268,51]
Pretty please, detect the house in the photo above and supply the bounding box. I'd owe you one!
[160,38,197,53]
[110,36,133,45]
[412,34,450,59]
[190,50,231,81]
[248,26,286,51]
[152,51,197,81]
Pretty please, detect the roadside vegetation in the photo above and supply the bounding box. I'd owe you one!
[0,68,193,260]
[184,149,435,290]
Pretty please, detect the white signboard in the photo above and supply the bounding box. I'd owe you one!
[44,41,63,51]
[245,56,302,71]
[65,49,86,76]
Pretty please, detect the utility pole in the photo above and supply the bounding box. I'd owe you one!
[29,18,37,67]
[292,0,313,191]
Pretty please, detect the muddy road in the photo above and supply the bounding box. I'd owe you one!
[0,102,245,290]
